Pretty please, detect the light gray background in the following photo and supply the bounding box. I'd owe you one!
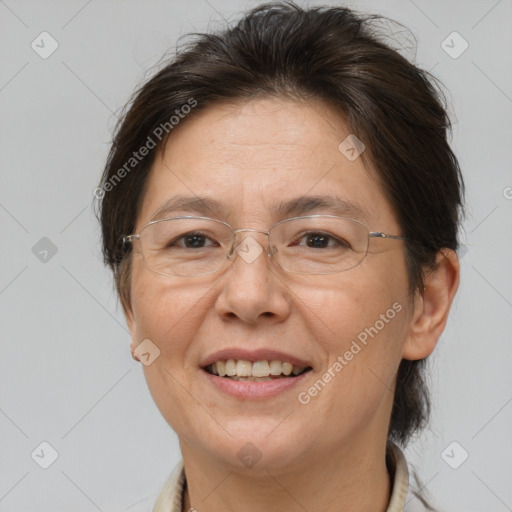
[1,1,511,511]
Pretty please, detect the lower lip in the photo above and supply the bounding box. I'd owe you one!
[202,369,312,399]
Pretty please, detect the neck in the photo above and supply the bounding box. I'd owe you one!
[181,439,391,512]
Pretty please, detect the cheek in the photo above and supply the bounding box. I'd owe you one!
[304,295,407,424]
[300,265,409,393]
[130,267,209,362]
[300,263,407,338]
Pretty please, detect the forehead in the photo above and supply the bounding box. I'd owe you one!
[137,97,397,230]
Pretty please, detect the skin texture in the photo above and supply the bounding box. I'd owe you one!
[125,97,460,512]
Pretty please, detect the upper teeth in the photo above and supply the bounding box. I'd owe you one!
[209,359,305,377]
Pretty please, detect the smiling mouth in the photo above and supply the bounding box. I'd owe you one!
[204,359,312,381]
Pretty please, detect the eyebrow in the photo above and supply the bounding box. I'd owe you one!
[150,194,368,223]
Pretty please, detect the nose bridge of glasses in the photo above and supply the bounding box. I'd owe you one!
[229,227,274,260]
[232,227,270,238]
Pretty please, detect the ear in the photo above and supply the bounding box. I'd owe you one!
[402,249,460,360]
[117,258,141,362]
[124,300,140,362]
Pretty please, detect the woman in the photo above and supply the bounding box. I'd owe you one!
[98,3,463,511]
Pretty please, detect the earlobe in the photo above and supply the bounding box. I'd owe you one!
[131,348,140,362]
[402,249,460,361]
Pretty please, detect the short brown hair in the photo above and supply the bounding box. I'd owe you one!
[97,1,464,445]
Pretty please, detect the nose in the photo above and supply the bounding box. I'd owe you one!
[214,232,291,324]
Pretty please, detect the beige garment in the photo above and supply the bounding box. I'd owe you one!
[152,443,426,512]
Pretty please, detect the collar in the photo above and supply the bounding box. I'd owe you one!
[152,443,420,512]
[386,441,410,511]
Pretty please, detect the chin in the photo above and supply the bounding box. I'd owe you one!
[191,420,314,472]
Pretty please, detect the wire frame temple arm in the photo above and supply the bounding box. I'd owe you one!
[368,232,408,240]
[123,235,140,244]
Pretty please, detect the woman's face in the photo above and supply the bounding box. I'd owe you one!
[127,97,417,470]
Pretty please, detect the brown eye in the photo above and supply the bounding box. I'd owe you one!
[167,232,218,249]
[291,232,351,250]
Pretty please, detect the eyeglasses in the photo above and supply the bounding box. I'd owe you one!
[122,215,407,277]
